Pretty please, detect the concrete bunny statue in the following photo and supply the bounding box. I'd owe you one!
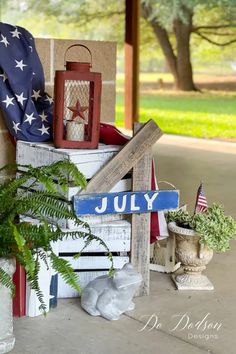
[81,263,142,320]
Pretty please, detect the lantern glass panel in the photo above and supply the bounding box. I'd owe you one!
[64,79,90,142]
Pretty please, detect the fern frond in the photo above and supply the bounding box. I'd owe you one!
[50,252,81,293]
[26,256,47,315]
[0,267,15,295]
[12,224,35,277]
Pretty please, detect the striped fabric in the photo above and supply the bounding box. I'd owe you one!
[194,183,208,213]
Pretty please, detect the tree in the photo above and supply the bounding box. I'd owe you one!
[141,0,236,90]
[2,0,236,91]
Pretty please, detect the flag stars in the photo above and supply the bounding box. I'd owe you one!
[16,92,27,106]
[2,95,14,108]
[12,121,21,134]
[44,95,53,105]
[0,72,7,82]
[10,28,21,39]
[24,113,37,125]
[31,90,41,101]
[39,111,48,122]
[0,34,9,47]
[15,59,27,71]
[38,124,50,135]
[29,46,33,52]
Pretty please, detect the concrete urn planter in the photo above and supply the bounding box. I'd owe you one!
[0,258,16,354]
[168,222,214,290]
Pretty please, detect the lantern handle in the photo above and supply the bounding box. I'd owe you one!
[64,44,93,67]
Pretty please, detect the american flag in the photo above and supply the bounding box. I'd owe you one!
[0,22,53,141]
[194,182,208,213]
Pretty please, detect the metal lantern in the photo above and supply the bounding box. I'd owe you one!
[53,44,102,149]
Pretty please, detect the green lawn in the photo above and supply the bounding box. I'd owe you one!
[115,74,236,139]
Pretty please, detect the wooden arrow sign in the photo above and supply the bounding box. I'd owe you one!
[74,190,179,216]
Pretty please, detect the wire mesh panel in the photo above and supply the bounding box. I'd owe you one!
[64,80,90,142]
[64,80,90,123]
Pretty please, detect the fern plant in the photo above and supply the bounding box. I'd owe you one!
[0,160,113,314]
[166,204,236,252]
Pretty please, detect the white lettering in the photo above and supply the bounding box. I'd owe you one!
[195,313,211,331]
[114,195,127,212]
[144,192,158,210]
[130,194,140,211]
[171,313,190,331]
[95,197,107,214]
[139,314,162,332]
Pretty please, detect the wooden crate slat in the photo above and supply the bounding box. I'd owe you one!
[58,220,131,253]
[58,271,108,298]
[59,255,129,270]
[17,175,132,201]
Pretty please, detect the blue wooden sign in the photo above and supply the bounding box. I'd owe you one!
[73,190,179,216]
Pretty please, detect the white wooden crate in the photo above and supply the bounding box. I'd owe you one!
[16,141,131,228]
[58,271,107,298]
[58,256,129,298]
[58,255,129,298]
[17,141,133,299]
[16,141,123,179]
[59,220,131,253]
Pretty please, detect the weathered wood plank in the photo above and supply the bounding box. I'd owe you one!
[59,255,129,270]
[79,120,162,194]
[17,174,132,201]
[58,220,131,253]
[74,190,179,215]
[131,123,152,296]
[58,271,108,298]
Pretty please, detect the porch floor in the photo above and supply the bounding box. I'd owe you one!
[12,135,236,354]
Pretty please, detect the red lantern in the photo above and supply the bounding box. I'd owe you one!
[53,44,101,149]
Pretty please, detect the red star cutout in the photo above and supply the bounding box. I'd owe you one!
[68,99,88,121]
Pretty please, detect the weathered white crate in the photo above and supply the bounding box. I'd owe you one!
[16,141,123,179]
[16,141,131,228]
[59,220,131,253]
[58,271,107,298]
[17,141,133,298]
[58,256,129,298]
[58,220,131,298]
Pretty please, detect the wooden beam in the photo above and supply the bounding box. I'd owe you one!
[125,0,140,130]
[79,120,162,194]
[131,123,151,296]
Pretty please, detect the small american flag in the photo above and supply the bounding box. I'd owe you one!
[0,22,53,142]
[194,182,208,213]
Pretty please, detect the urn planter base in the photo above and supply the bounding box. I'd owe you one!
[0,336,15,354]
[168,222,214,291]
[172,271,214,290]
[0,258,16,354]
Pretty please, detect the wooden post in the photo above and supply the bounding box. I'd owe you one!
[125,0,140,130]
[131,123,152,296]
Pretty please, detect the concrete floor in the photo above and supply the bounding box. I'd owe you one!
[12,135,236,354]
